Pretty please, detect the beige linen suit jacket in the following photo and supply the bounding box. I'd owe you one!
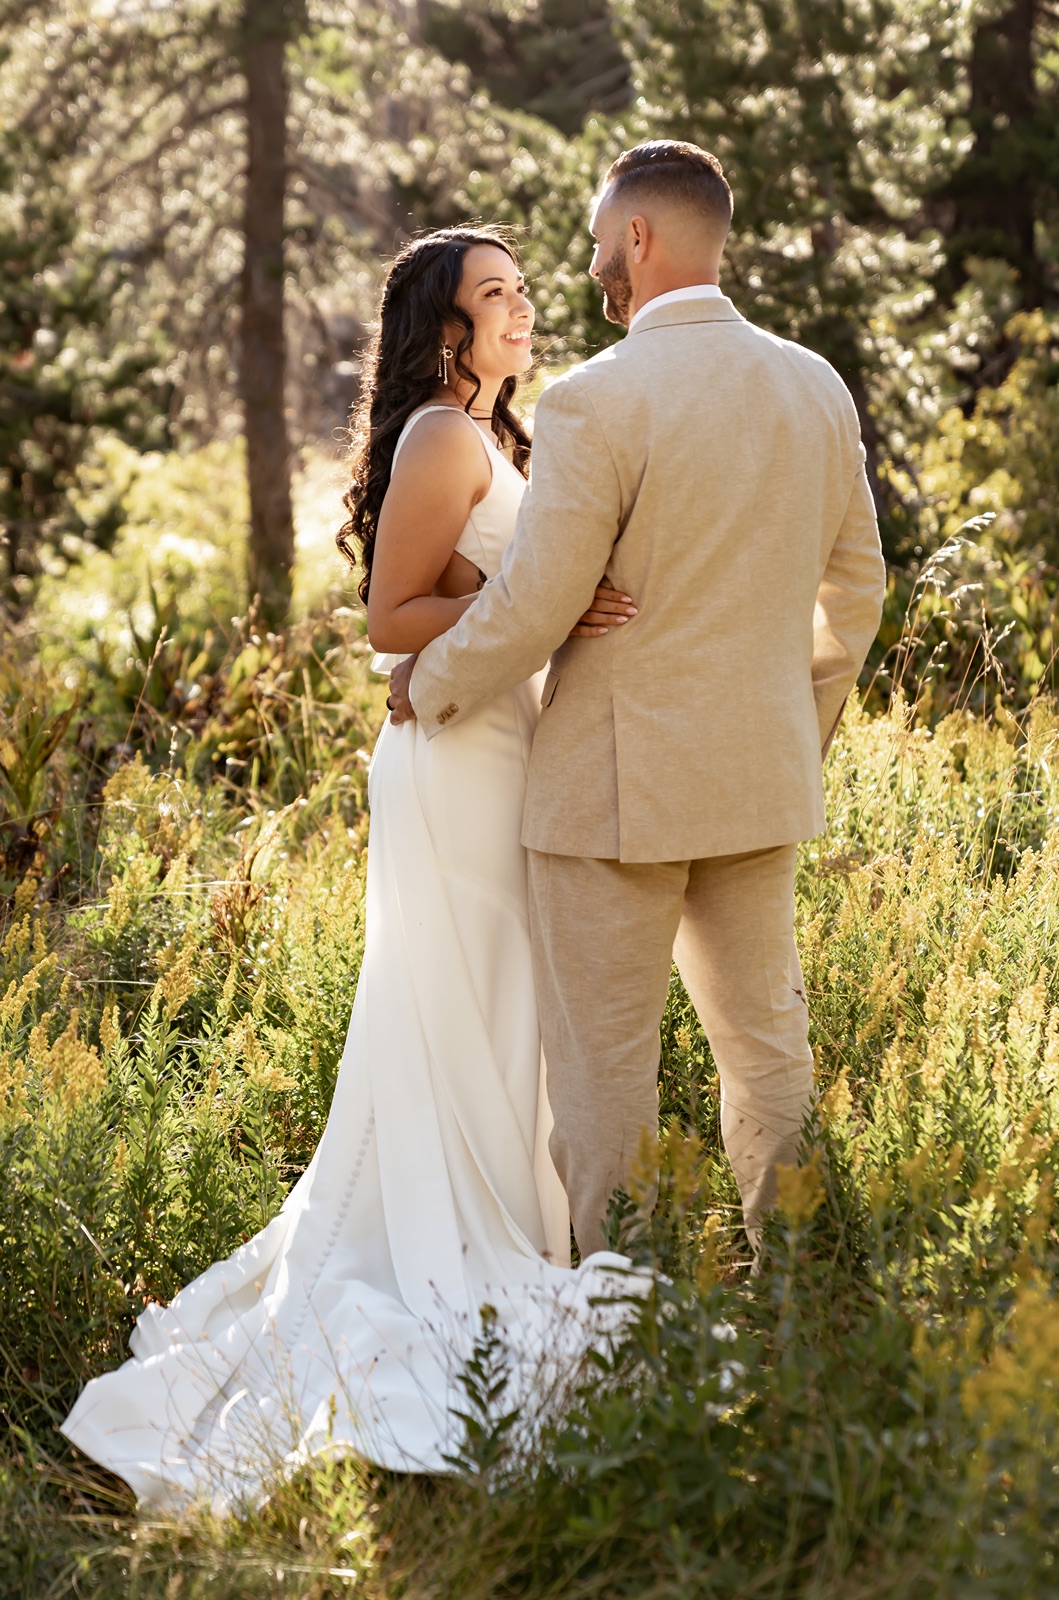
[409,296,886,863]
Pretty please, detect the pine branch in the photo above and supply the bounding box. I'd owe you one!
[288,153,390,232]
[88,94,246,194]
[16,32,136,138]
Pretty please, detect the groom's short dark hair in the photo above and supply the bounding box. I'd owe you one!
[604,141,733,234]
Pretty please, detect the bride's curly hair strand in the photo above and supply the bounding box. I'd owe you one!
[337,227,532,604]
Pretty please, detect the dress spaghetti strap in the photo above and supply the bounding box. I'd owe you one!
[392,404,495,476]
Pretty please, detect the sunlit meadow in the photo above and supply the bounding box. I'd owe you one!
[5,468,1059,1596]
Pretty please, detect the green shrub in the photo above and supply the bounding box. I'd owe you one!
[870,309,1059,717]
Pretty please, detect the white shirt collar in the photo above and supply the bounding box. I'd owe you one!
[627,283,723,335]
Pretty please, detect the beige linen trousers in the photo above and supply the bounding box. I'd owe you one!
[411,296,886,1254]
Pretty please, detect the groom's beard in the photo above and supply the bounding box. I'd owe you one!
[598,243,632,326]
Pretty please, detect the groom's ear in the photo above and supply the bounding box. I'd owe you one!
[629,215,650,263]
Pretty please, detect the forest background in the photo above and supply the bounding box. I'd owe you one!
[3,2,1059,1597]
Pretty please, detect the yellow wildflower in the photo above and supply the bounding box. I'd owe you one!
[99,1001,120,1057]
[39,1010,105,1111]
[819,1068,853,1130]
[775,1151,825,1228]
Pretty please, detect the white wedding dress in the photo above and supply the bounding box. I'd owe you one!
[61,407,633,1512]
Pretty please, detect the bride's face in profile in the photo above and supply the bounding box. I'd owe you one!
[444,244,535,387]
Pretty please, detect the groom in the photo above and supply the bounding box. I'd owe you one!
[389,140,885,1258]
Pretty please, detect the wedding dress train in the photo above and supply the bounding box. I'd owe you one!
[61,408,633,1512]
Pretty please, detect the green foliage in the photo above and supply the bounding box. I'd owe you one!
[0,134,169,603]
[0,656,81,891]
[50,437,252,636]
[1,440,377,911]
[6,683,1059,1595]
[856,309,1059,715]
[443,1304,522,1479]
[421,0,630,136]
[911,309,1059,560]
[928,0,1059,308]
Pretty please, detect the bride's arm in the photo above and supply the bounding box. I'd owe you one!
[369,592,478,656]
[366,413,491,656]
[368,410,636,656]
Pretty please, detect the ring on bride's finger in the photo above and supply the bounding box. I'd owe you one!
[386,695,396,710]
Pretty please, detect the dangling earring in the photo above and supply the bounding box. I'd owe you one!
[438,344,454,385]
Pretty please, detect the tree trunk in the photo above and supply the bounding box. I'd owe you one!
[239,0,298,630]
[945,0,1039,306]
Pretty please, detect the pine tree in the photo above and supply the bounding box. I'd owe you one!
[239,0,307,629]
[3,0,572,621]
[0,123,168,607]
[1,1,385,625]
[611,0,961,521]
[934,0,1057,312]
[420,0,630,135]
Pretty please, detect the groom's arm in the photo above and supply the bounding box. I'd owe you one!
[409,371,624,738]
[813,442,886,755]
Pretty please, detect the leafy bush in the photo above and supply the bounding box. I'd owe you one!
[868,310,1059,717]
[0,613,383,915]
[911,310,1059,560]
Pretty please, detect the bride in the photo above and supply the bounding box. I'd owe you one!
[61,227,640,1512]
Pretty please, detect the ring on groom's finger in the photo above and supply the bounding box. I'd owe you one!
[386,695,396,710]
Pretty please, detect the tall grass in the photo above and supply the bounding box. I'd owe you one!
[4,680,1059,1595]
[7,507,1059,1595]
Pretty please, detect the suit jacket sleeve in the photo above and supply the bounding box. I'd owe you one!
[409,371,624,738]
[813,442,887,756]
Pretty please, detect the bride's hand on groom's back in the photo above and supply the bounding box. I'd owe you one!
[569,582,637,640]
[387,654,417,724]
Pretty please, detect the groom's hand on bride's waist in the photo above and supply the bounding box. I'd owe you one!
[387,654,418,724]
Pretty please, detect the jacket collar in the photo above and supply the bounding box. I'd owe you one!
[626,296,745,336]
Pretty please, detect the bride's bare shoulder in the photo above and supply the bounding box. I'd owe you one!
[390,408,490,497]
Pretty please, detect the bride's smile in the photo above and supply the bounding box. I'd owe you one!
[443,243,536,390]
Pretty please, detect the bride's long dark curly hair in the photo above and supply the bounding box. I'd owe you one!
[337,227,533,604]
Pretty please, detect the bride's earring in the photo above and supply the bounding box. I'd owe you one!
[438,344,454,385]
